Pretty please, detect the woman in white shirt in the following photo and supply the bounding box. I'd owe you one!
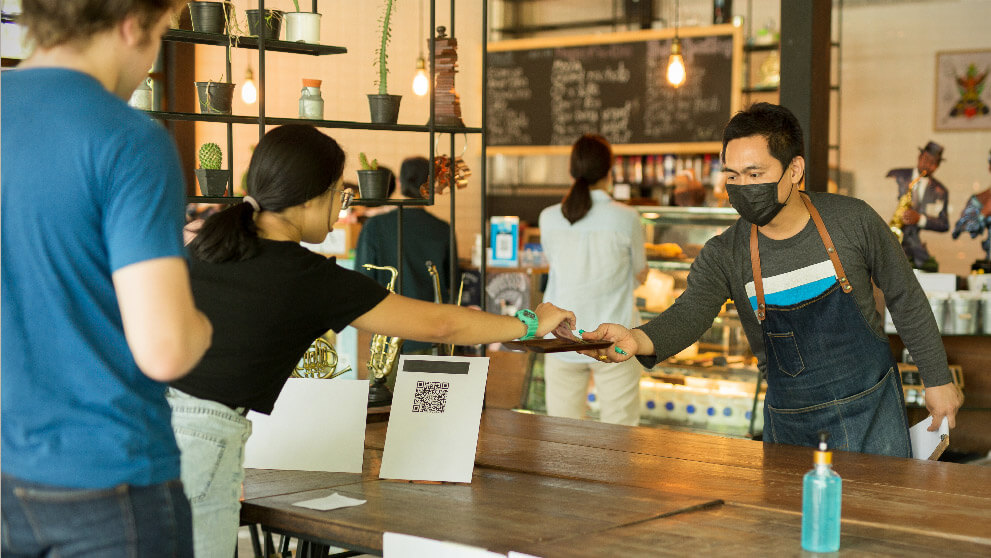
[539,134,648,425]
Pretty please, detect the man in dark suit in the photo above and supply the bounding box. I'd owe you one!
[355,157,457,353]
[887,141,949,269]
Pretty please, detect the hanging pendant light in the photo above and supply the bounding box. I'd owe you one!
[412,0,429,96]
[666,0,687,88]
[667,39,686,87]
[412,56,429,96]
[241,66,257,104]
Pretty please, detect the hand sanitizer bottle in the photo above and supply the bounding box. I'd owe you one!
[802,431,842,552]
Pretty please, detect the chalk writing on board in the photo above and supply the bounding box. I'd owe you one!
[488,65,533,145]
[486,31,735,147]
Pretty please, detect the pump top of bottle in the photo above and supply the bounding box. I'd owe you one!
[814,430,832,466]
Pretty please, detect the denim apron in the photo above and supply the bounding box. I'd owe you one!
[752,193,911,457]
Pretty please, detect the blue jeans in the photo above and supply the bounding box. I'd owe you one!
[1,474,192,557]
[167,388,252,558]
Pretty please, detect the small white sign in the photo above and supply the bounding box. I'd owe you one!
[244,378,369,473]
[292,492,367,511]
[379,356,490,483]
[910,415,950,460]
[383,533,504,558]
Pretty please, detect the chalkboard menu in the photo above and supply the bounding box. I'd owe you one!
[486,29,739,148]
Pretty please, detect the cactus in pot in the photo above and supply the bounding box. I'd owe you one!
[356,152,391,199]
[367,0,401,124]
[195,142,229,196]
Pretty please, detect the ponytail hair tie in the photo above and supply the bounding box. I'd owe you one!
[243,196,261,212]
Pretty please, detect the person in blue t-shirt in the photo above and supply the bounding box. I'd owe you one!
[1,1,212,556]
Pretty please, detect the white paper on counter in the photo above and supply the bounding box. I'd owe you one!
[910,415,950,460]
[244,378,368,472]
[383,532,504,558]
[379,356,489,483]
[508,552,544,558]
[292,492,366,511]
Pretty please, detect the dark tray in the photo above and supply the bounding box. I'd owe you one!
[502,339,613,353]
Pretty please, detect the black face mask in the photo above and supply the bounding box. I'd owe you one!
[726,171,792,226]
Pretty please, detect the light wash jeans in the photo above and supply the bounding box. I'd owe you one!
[1,474,192,557]
[167,388,252,558]
[543,355,642,426]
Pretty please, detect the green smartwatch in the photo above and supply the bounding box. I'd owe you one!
[514,309,539,340]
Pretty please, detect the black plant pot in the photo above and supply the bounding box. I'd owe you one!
[246,9,284,40]
[367,94,402,124]
[195,81,235,114]
[188,1,229,34]
[195,169,230,197]
[357,169,393,200]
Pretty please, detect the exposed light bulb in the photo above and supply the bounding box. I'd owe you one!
[412,56,429,96]
[241,67,257,104]
[666,39,686,88]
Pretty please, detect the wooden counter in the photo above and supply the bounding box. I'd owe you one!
[242,409,991,556]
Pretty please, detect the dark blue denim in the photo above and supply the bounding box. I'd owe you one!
[761,281,912,457]
[1,474,193,558]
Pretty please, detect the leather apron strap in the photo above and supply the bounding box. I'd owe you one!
[750,192,852,323]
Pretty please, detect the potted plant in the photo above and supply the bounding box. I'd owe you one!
[367,0,401,124]
[195,77,236,114]
[284,0,321,43]
[356,153,392,199]
[195,143,230,197]
[246,6,284,40]
[187,1,230,34]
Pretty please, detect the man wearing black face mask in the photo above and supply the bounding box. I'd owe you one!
[578,103,962,457]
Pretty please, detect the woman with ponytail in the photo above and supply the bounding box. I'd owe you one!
[170,125,576,558]
[538,134,648,426]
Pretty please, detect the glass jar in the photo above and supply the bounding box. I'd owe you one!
[298,78,324,120]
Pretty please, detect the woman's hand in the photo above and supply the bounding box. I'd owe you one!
[577,323,647,363]
[533,302,577,338]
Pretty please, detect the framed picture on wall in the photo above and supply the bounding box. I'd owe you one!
[934,49,991,131]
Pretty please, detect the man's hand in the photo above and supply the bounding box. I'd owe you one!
[900,208,921,226]
[924,383,963,431]
[577,323,651,363]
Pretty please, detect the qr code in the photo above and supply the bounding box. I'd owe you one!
[412,381,450,413]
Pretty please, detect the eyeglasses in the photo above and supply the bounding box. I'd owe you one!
[330,188,353,211]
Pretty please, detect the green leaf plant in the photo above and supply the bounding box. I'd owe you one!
[359,152,379,170]
[373,0,396,95]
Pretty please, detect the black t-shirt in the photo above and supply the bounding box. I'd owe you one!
[172,239,388,413]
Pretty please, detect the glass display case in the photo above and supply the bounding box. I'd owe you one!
[634,205,764,438]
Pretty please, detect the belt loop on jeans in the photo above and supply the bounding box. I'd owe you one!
[227,404,249,416]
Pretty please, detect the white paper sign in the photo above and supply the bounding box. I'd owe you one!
[379,356,489,483]
[910,415,950,460]
[383,532,504,558]
[244,378,369,472]
[292,492,367,511]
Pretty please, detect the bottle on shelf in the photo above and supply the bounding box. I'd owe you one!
[801,430,842,553]
[631,156,644,198]
[662,154,676,187]
[298,78,324,120]
[642,155,657,199]
[611,156,633,200]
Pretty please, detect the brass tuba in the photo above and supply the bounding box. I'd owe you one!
[363,264,403,405]
[889,170,927,243]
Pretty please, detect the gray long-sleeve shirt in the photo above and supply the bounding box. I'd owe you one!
[637,191,952,388]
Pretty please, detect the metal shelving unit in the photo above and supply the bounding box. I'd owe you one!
[157,0,488,306]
